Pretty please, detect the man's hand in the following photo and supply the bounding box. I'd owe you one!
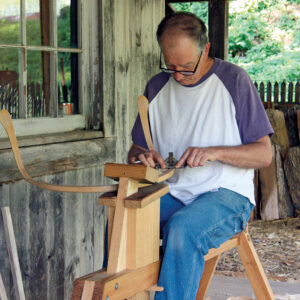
[128,144,166,169]
[176,147,216,168]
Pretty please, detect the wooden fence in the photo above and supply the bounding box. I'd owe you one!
[0,82,45,118]
[255,81,300,108]
[1,81,299,119]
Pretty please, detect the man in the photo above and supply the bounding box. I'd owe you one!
[128,12,273,300]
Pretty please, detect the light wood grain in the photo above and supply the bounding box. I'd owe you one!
[107,178,139,273]
[104,163,159,183]
[1,207,25,300]
[196,255,220,300]
[0,274,8,300]
[238,231,275,300]
[137,95,154,151]
[99,184,169,209]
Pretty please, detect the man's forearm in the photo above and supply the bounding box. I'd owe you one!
[177,135,272,169]
[212,138,272,168]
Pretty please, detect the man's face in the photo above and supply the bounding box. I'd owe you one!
[161,33,203,86]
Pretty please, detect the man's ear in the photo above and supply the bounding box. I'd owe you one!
[204,42,210,56]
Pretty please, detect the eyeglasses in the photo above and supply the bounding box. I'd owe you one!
[159,51,202,76]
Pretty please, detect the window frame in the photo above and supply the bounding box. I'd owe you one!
[0,0,97,138]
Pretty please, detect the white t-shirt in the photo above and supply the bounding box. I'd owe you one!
[132,58,273,205]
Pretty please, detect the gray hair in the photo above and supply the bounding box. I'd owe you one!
[156,12,208,51]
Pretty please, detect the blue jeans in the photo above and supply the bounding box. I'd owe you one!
[155,188,253,300]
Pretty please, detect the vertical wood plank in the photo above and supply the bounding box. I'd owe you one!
[101,0,116,137]
[267,81,272,108]
[295,82,300,104]
[274,82,279,103]
[208,0,229,60]
[260,82,265,104]
[1,207,26,300]
[0,273,8,300]
[288,82,293,103]
[281,81,286,103]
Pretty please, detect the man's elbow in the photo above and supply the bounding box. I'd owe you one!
[257,135,273,168]
[262,140,273,168]
[262,152,273,168]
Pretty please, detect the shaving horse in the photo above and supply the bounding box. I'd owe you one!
[0,96,275,300]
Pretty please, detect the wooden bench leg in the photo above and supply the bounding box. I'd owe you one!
[196,255,220,300]
[238,231,275,300]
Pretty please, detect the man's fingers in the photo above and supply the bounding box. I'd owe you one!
[176,150,191,167]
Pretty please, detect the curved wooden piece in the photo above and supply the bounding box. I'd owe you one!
[137,95,154,151]
[0,110,117,193]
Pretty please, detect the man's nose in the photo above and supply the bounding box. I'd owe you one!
[173,72,184,81]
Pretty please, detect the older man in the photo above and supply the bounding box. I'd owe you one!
[128,12,273,300]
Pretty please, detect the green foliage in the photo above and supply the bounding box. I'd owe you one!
[171,2,208,26]
[169,0,300,82]
[0,6,72,85]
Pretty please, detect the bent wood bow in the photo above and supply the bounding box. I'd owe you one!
[0,110,117,193]
[137,95,155,151]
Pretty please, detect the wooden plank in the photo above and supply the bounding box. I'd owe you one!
[72,261,160,300]
[204,236,239,261]
[125,184,168,208]
[107,178,139,273]
[99,191,117,207]
[99,262,160,300]
[196,255,220,300]
[0,138,116,183]
[208,0,229,60]
[104,163,159,183]
[237,231,275,300]
[1,207,25,300]
[99,184,169,208]
[298,109,300,140]
[0,274,8,300]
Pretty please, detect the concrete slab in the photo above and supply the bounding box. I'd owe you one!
[206,275,300,300]
[150,275,300,299]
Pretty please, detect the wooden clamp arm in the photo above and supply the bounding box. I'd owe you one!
[99,183,169,208]
[0,110,117,193]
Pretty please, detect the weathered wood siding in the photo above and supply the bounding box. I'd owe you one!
[0,0,165,299]
[0,167,114,300]
[101,0,164,162]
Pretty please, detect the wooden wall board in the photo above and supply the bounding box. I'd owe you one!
[0,166,108,300]
[0,138,116,183]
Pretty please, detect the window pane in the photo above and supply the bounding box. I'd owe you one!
[0,48,19,119]
[27,50,50,117]
[58,52,78,115]
[57,0,78,48]
[26,0,49,46]
[0,0,21,44]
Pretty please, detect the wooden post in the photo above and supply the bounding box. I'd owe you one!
[208,0,229,60]
[1,207,26,300]
[0,274,8,300]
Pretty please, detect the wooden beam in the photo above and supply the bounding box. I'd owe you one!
[104,163,159,183]
[238,231,275,300]
[208,0,229,60]
[72,261,161,300]
[196,255,220,300]
[99,184,169,208]
[1,207,26,300]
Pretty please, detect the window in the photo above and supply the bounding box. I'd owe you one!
[0,0,96,137]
